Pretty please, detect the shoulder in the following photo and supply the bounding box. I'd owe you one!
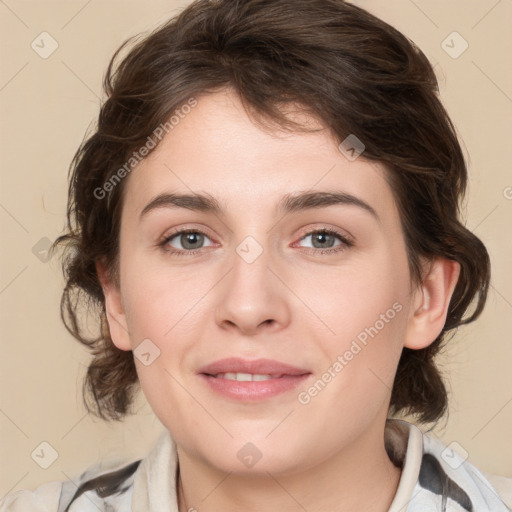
[386,419,512,512]
[0,459,142,512]
[483,473,512,510]
[418,428,512,511]
[0,481,62,512]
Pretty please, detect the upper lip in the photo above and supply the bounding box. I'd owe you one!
[198,358,311,377]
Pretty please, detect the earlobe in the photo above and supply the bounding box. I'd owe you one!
[95,259,132,351]
[404,257,461,350]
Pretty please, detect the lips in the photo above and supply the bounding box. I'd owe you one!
[197,357,310,378]
[197,358,312,401]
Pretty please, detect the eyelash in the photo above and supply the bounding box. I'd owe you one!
[159,227,354,257]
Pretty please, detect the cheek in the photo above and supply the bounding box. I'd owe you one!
[121,272,202,433]
[303,245,410,401]
[120,253,212,344]
[307,248,408,348]
[118,258,213,403]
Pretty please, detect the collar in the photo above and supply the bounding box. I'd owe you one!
[131,419,509,512]
[132,428,179,512]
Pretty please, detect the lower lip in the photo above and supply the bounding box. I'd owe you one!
[199,373,311,401]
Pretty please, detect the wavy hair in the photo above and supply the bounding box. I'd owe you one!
[52,0,490,423]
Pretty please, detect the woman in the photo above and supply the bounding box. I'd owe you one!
[2,0,510,510]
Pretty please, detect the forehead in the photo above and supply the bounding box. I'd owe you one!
[121,89,399,227]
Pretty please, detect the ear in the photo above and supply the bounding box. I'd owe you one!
[95,258,132,351]
[404,257,461,350]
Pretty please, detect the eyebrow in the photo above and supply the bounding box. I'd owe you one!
[139,190,379,221]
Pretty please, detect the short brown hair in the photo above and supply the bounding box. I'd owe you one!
[52,0,490,424]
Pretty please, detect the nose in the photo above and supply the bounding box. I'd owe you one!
[214,240,291,337]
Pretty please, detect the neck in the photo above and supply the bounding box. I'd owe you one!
[176,421,402,512]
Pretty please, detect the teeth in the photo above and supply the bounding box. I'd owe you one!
[215,372,277,381]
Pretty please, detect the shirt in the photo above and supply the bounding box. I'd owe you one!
[1,419,511,511]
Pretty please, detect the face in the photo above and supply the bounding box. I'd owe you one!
[107,88,419,475]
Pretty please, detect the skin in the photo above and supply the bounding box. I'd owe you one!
[97,87,460,512]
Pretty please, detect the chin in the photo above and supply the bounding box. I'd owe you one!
[192,435,309,476]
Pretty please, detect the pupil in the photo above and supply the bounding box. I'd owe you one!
[183,232,203,249]
[314,232,333,249]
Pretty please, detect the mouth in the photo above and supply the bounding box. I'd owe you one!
[197,358,312,401]
[206,372,288,381]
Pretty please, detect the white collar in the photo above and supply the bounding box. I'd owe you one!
[132,428,179,512]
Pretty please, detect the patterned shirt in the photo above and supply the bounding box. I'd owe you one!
[1,419,511,511]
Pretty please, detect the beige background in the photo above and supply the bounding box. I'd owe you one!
[0,0,511,498]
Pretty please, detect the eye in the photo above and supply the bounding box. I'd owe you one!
[295,228,353,255]
[159,226,353,257]
[160,229,215,256]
